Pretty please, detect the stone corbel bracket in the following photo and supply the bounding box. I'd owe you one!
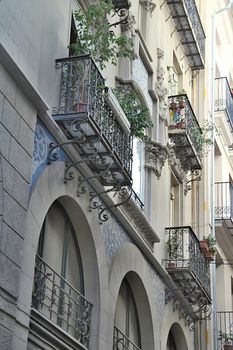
[145,140,169,178]
[139,0,156,13]
[167,145,189,194]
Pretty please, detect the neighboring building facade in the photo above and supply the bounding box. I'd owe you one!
[0,0,233,350]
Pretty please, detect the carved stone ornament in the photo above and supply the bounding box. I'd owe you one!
[140,0,156,13]
[145,140,169,178]
[167,66,178,96]
[155,49,169,122]
[167,145,189,195]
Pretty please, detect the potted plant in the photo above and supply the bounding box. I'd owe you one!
[218,330,233,349]
[166,231,182,268]
[200,235,217,261]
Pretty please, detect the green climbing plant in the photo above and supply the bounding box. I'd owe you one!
[190,120,219,157]
[72,0,135,69]
[113,86,153,141]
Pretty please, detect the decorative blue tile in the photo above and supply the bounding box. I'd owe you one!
[30,120,68,192]
[149,264,165,319]
[101,214,132,263]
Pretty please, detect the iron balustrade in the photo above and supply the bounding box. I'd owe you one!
[165,226,211,301]
[217,311,233,346]
[113,326,141,350]
[183,0,205,60]
[166,0,205,70]
[53,55,132,183]
[215,182,233,221]
[32,255,92,348]
[215,77,233,130]
[131,188,144,210]
[168,94,202,170]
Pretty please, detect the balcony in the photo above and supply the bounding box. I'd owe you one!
[164,226,211,306]
[215,77,233,133]
[217,311,233,349]
[32,255,92,348]
[113,326,141,350]
[53,55,132,187]
[215,182,233,222]
[166,0,205,70]
[215,182,233,259]
[168,94,202,171]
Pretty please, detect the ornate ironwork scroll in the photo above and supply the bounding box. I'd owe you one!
[186,169,202,191]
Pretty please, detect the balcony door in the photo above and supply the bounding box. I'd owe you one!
[35,201,84,336]
[114,278,141,349]
[38,201,83,292]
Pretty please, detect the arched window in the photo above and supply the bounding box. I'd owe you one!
[32,201,92,346]
[38,201,83,292]
[114,278,141,349]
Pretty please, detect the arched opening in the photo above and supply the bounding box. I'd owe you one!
[31,200,92,348]
[166,323,188,350]
[114,278,141,348]
[167,329,178,350]
[37,201,84,293]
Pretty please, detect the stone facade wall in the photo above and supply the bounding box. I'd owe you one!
[0,63,37,350]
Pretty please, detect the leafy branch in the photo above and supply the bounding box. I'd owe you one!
[72,0,135,69]
[114,86,153,140]
[189,120,219,157]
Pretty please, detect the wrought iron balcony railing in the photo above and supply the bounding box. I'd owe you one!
[113,326,141,350]
[217,311,233,347]
[168,94,202,171]
[164,226,211,305]
[32,255,92,348]
[53,55,132,187]
[215,77,233,131]
[215,182,233,221]
[166,0,205,70]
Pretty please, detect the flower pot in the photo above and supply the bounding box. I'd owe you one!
[199,240,209,254]
[205,251,214,261]
[179,101,185,109]
[167,262,177,269]
[224,345,233,350]
[73,102,87,113]
[176,121,186,129]
[168,124,177,130]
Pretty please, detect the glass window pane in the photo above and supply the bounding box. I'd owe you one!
[114,281,127,334]
[42,202,65,273]
[129,296,141,347]
[65,227,82,291]
[132,138,145,201]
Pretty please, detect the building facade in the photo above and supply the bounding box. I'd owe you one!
[0,0,233,349]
